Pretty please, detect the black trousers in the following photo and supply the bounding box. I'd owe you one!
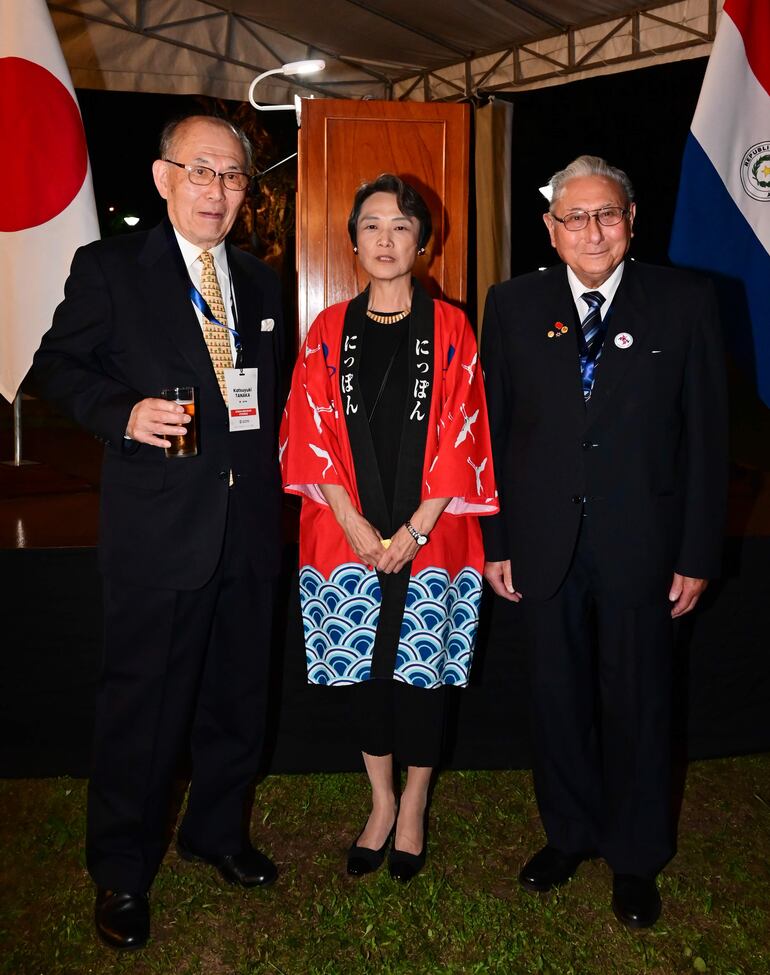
[520,516,675,878]
[86,487,275,892]
[343,679,447,768]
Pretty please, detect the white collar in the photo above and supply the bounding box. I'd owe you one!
[173,228,228,274]
[566,261,625,318]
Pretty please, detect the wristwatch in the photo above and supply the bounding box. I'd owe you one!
[405,521,429,546]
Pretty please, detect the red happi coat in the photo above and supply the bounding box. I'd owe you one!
[281,290,498,688]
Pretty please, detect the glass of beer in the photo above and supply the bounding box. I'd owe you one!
[160,386,198,458]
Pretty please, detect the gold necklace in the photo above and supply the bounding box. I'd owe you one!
[366,308,410,324]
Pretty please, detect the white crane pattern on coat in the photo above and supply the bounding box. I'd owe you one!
[467,455,487,496]
[425,454,440,494]
[309,443,333,477]
[454,403,479,448]
[461,353,477,385]
[305,386,334,435]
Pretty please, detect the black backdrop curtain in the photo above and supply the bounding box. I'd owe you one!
[3,56,770,777]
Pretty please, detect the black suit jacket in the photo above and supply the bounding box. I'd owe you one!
[33,220,286,589]
[480,260,728,602]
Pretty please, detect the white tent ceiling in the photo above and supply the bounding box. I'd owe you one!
[49,0,720,104]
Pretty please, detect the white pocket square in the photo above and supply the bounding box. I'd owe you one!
[261,318,275,332]
[651,349,662,354]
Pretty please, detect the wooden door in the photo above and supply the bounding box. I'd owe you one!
[297,99,470,339]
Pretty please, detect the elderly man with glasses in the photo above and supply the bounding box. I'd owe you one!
[481,155,727,928]
[33,115,285,950]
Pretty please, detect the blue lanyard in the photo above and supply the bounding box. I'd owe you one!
[189,282,244,369]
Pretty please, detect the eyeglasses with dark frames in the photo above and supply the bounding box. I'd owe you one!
[550,206,630,232]
[164,160,250,192]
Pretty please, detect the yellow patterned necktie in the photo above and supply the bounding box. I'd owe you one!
[198,250,231,402]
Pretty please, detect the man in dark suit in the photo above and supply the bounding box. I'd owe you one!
[481,155,727,928]
[33,115,285,949]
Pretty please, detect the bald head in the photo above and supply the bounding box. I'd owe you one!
[159,115,252,172]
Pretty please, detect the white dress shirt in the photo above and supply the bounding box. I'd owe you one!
[567,260,625,323]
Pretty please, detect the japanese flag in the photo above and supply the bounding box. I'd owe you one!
[0,0,99,403]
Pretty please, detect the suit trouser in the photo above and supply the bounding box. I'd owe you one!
[520,515,675,878]
[87,486,275,892]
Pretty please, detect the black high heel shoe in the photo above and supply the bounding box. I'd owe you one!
[346,826,394,876]
[388,842,426,882]
[388,812,428,882]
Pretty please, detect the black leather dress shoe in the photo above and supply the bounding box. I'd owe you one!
[612,874,662,929]
[177,835,278,887]
[94,889,149,949]
[388,843,426,883]
[518,845,593,892]
[346,827,393,876]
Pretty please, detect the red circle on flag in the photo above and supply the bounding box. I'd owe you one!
[0,57,88,232]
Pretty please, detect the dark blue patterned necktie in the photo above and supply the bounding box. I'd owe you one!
[579,290,606,401]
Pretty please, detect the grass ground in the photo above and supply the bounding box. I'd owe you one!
[1,756,769,975]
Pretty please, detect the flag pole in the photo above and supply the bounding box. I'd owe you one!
[2,392,36,467]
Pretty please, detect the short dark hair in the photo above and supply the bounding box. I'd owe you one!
[347,173,432,249]
[158,114,253,171]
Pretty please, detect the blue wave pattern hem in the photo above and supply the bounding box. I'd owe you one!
[300,563,483,688]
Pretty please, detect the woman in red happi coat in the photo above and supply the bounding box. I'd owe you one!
[281,174,497,881]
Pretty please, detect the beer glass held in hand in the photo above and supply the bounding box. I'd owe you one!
[160,386,198,458]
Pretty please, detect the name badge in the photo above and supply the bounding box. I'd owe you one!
[224,368,259,431]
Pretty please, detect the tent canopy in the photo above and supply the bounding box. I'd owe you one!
[50,0,719,104]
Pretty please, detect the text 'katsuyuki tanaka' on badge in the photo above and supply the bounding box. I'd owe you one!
[225,368,260,431]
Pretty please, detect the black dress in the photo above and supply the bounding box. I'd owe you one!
[345,312,446,768]
[359,313,409,512]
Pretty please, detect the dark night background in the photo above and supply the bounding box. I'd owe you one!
[71,57,770,463]
[500,58,708,273]
[5,55,769,781]
[75,57,770,448]
[76,56,708,274]
[76,89,299,241]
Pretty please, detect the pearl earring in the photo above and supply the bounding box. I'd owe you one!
[353,246,358,254]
